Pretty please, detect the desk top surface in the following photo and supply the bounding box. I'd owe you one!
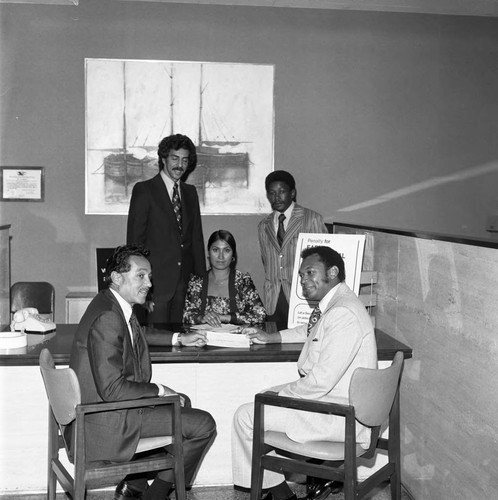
[0,324,412,366]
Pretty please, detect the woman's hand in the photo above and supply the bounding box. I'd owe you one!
[180,331,207,347]
[201,311,223,327]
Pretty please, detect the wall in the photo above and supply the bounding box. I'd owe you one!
[336,224,498,500]
[1,1,498,324]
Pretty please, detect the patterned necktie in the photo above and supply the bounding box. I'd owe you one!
[307,305,321,336]
[172,182,182,233]
[277,213,286,247]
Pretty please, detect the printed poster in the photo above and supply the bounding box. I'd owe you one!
[287,233,366,328]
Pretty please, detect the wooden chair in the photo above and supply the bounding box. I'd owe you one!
[39,348,186,500]
[250,351,404,500]
[10,281,55,320]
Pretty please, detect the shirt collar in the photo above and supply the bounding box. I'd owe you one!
[109,287,133,323]
[318,281,341,312]
[160,169,179,196]
[273,201,295,224]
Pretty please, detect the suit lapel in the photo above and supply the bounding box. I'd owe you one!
[179,182,190,237]
[282,204,304,246]
[263,214,280,251]
[103,290,148,381]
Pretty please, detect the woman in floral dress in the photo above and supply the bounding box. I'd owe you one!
[183,230,266,326]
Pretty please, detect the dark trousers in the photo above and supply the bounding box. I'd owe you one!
[127,403,216,491]
[266,287,289,330]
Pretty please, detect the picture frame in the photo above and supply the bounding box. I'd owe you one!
[85,58,274,215]
[0,166,45,202]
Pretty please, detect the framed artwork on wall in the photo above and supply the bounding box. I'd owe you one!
[85,58,275,215]
[0,167,45,202]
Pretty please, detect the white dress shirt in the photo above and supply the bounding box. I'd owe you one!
[160,169,181,201]
[272,201,295,233]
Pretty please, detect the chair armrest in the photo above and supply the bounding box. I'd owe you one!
[255,392,354,418]
[75,395,181,416]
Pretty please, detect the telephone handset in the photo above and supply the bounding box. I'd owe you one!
[10,308,56,333]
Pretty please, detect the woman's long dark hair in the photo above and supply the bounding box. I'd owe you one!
[208,230,237,269]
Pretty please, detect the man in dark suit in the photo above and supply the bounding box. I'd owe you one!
[127,134,206,325]
[69,244,216,500]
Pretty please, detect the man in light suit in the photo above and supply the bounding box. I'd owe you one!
[258,170,328,328]
[127,134,205,325]
[232,246,377,500]
[69,244,216,500]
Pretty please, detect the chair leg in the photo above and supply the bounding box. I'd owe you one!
[389,390,402,500]
[174,463,186,500]
[47,463,57,500]
[73,474,86,500]
[250,402,265,500]
[47,411,58,500]
[250,463,264,500]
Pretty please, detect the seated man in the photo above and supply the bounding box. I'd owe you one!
[232,246,377,500]
[69,244,216,500]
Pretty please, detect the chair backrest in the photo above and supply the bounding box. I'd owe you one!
[96,248,115,291]
[349,351,404,427]
[10,281,55,318]
[39,348,81,426]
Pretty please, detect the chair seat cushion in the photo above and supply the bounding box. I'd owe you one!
[136,436,173,454]
[264,431,365,461]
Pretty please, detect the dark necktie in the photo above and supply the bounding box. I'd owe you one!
[277,213,286,247]
[129,312,142,362]
[307,305,321,336]
[172,182,182,233]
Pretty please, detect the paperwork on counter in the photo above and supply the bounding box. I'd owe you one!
[189,324,250,348]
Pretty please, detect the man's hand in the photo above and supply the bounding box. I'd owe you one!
[242,326,281,344]
[180,331,207,347]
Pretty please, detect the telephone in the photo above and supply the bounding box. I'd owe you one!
[10,308,56,333]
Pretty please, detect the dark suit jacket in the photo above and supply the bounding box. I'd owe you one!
[69,289,173,462]
[127,174,206,310]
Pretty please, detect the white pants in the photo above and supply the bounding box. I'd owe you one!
[232,401,292,489]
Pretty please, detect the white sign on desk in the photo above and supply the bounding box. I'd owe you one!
[287,233,365,328]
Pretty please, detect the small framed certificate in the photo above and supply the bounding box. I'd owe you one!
[0,167,45,202]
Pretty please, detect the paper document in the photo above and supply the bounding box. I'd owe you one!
[189,324,249,348]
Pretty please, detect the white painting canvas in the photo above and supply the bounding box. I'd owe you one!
[85,58,275,215]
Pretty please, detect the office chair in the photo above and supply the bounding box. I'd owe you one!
[39,348,186,500]
[10,281,55,320]
[250,351,404,500]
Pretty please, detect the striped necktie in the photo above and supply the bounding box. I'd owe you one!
[277,213,286,247]
[307,305,321,336]
[172,182,182,233]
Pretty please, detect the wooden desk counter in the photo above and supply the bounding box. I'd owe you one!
[0,324,412,366]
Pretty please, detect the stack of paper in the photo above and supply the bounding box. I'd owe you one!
[190,324,250,348]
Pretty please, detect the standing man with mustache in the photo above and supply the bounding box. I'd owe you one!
[258,170,327,328]
[127,134,205,325]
